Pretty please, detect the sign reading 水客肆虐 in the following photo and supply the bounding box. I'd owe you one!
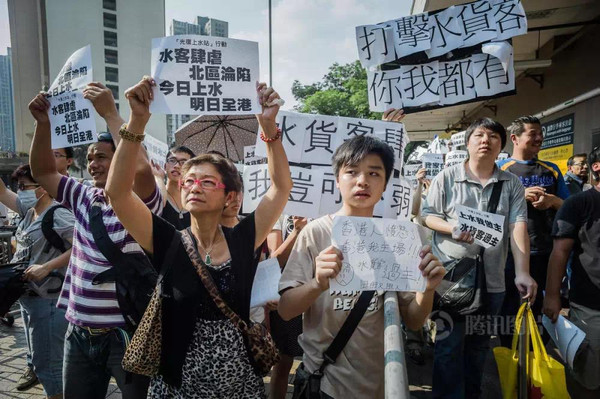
[47,45,97,149]
[150,36,260,116]
[540,114,575,175]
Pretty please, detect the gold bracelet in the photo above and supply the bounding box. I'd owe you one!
[118,123,145,143]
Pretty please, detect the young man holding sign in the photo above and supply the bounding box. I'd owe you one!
[278,119,445,398]
[422,118,537,399]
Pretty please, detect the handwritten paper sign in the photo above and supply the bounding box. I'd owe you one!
[144,134,169,171]
[150,35,260,115]
[445,150,468,167]
[331,216,426,292]
[47,46,97,149]
[422,153,444,179]
[456,204,505,248]
[250,258,282,307]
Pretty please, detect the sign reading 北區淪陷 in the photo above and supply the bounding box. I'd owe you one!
[150,36,260,116]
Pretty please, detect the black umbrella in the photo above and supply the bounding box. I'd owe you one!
[174,115,258,162]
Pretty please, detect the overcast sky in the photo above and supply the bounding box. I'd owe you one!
[0,0,412,108]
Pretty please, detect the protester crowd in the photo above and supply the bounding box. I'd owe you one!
[0,75,598,399]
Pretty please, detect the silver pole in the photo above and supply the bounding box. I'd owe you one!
[268,0,272,87]
[384,291,411,399]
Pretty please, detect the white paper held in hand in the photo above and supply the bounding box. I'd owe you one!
[250,258,282,308]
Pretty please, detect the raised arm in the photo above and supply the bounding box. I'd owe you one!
[28,94,62,199]
[253,83,293,250]
[0,177,19,213]
[83,82,157,200]
[105,78,155,253]
[271,217,307,267]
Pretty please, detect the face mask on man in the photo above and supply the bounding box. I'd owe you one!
[17,189,39,211]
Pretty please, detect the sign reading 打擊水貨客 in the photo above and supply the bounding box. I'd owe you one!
[150,36,260,116]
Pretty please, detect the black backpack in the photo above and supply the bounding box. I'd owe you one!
[41,205,68,254]
[89,203,158,331]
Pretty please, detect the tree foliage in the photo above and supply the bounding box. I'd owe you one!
[291,60,381,119]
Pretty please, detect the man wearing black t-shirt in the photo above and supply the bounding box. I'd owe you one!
[544,146,600,393]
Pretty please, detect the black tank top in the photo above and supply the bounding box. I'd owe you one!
[161,198,191,230]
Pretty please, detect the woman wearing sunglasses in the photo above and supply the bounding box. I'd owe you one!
[105,77,292,398]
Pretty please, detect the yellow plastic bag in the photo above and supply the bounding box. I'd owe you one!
[493,303,570,399]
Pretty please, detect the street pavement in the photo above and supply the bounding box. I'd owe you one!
[0,307,511,399]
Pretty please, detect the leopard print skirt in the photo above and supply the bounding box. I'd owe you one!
[148,318,265,399]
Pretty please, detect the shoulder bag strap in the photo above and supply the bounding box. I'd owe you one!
[41,205,67,253]
[479,180,505,258]
[89,202,127,267]
[319,289,375,373]
[180,228,248,331]
[156,230,181,296]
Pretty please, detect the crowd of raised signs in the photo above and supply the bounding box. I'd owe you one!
[2,0,600,398]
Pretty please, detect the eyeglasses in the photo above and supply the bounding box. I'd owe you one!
[179,177,226,190]
[18,183,40,191]
[572,162,588,167]
[53,152,67,159]
[166,157,188,166]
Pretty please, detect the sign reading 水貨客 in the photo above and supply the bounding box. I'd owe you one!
[330,216,426,293]
[150,36,260,116]
[47,45,97,149]
[455,205,505,249]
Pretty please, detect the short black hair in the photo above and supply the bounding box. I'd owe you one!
[206,150,226,158]
[507,116,541,137]
[167,145,195,161]
[96,132,116,152]
[59,147,74,158]
[465,118,507,148]
[589,147,600,181]
[567,153,587,166]
[11,164,35,182]
[332,135,395,184]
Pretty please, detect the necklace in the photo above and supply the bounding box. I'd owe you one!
[197,227,222,266]
[167,190,184,219]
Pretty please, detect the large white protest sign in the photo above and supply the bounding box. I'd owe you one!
[331,216,426,292]
[255,111,408,170]
[445,150,468,167]
[144,134,169,171]
[439,58,476,105]
[150,36,260,115]
[242,164,324,219]
[47,46,97,149]
[472,48,515,98]
[250,258,282,308]
[422,153,444,179]
[49,91,97,149]
[355,1,527,69]
[315,166,343,216]
[455,204,505,248]
[48,45,92,96]
[400,61,440,107]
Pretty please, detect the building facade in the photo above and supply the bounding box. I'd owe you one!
[8,0,167,153]
[0,48,15,152]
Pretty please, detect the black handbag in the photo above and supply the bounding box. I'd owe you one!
[434,181,504,316]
